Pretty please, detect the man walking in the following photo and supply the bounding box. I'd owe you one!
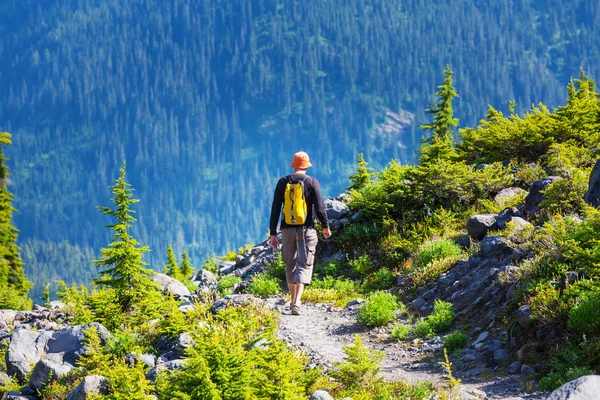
[269,151,331,315]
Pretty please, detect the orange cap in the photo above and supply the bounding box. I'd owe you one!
[290,151,312,169]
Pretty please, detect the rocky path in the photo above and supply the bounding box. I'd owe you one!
[273,301,545,400]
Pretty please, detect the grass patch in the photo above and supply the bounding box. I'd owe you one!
[443,331,468,354]
[217,275,240,296]
[246,275,280,297]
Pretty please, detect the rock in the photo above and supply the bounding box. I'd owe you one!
[211,294,264,313]
[410,297,427,310]
[523,176,562,218]
[324,199,350,220]
[584,159,600,207]
[487,340,503,352]
[495,187,527,206]
[548,375,600,399]
[329,219,343,231]
[493,349,510,363]
[517,305,532,330]
[467,214,498,240]
[496,207,521,229]
[139,354,157,368]
[178,301,195,313]
[472,331,488,346]
[153,273,191,298]
[521,364,535,377]
[351,211,363,223]
[29,356,74,390]
[49,300,66,310]
[66,375,110,400]
[46,323,111,365]
[193,269,217,291]
[0,310,17,325]
[422,289,436,300]
[177,332,195,349]
[218,261,237,275]
[5,393,38,400]
[7,328,52,381]
[508,361,522,374]
[480,236,508,257]
[461,387,488,399]
[310,390,334,400]
[345,299,365,308]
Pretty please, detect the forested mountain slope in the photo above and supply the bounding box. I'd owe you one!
[1,0,599,299]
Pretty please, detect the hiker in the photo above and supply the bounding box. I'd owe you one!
[269,151,331,315]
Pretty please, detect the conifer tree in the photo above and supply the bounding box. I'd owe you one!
[164,245,180,277]
[348,153,376,192]
[180,250,194,279]
[0,132,32,309]
[419,66,459,164]
[94,163,156,311]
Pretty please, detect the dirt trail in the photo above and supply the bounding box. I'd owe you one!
[274,301,545,400]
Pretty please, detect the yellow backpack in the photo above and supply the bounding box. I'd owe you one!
[283,176,309,225]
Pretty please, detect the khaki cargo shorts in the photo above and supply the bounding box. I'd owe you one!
[281,227,318,284]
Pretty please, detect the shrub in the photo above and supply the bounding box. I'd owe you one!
[246,275,281,297]
[265,254,287,281]
[412,318,434,338]
[540,168,590,215]
[443,331,468,354]
[390,324,410,340]
[313,260,346,279]
[304,278,362,307]
[427,300,456,333]
[349,256,374,278]
[568,293,600,337]
[330,335,384,390]
[415,239,463,269]
[357,291,399,327]
[366,268,395,290]
[540,368,593,392]
[529,283,570,330]
[216,275,240,296]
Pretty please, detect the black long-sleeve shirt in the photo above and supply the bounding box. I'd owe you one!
[269,174,329,235]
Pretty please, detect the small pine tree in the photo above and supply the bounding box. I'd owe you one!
[348,153,375,192]
[0,132,32,310]
[179,250,194,279]
[330,334,384,390]
[419,66,459,164]
[94,163,157,311]
[164,245,180,277]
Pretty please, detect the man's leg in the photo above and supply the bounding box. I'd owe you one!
[288,283,296,305]
[281,228,297,306]
[294,228,318,308]
[294,283,304,306]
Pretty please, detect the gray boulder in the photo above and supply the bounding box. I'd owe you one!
[47,323,111,365]
[585,159,600,208]
[7,328,52,381]
[517,305,532,330]
[29,356,74,390]
[325,199,350,220]
[211,294,264,313]
[523,176,561,218]
[310,390,334,400]
[495,187,527,205]
[153,273,191,298]
[5,393,38,400]
[467,214,498,240]
[480,236,508,257]
[193,269,217,292]
[548,375,600,400]
[66,375,110,400]
[496,207,522,229]
[0,310,17,325]
[493,349,510,363]
[218,261,237,275]
[508,361,522,375]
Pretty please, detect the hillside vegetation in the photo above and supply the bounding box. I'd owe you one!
[1,68,599,398]
[2,0,600,299]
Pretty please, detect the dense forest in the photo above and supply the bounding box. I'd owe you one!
[1,0,600,299]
